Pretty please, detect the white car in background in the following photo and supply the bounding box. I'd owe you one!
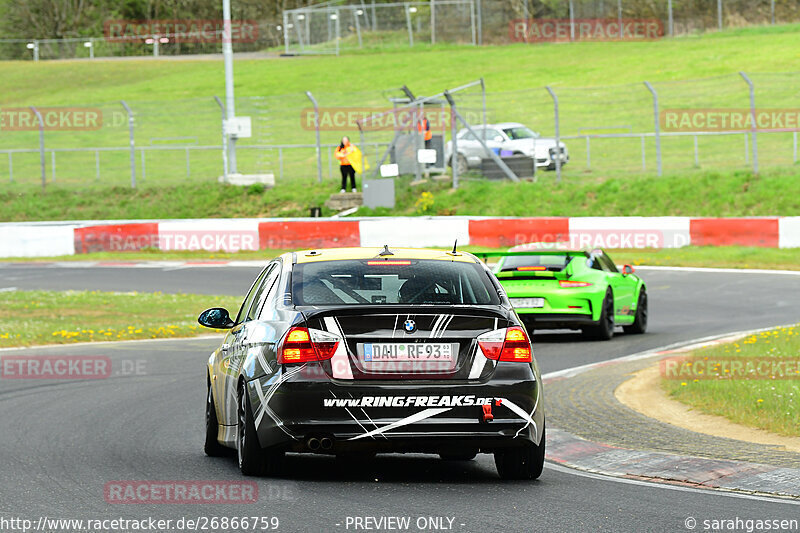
[445,122,569,174]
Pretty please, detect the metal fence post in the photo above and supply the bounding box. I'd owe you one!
[469,0,477,45]
[668,0,673,37]
[30,106,45,192]
[476,0,482,45]
[445,93,459,189]
[480,77,487,131]
[278,147,284,181]
[283,12,290,54]
[771,0,775,24]
[305,91,323,184]
[334,10,341,55]
[214,96,229,181]
[412,105,422,183]
[739,71,758,174]
[545,86,562,183]
[717,0,723,30]
[617,0,623,39]
[354,8,363,48]
[744,133,749,164]
[431,0,436,44]
[644,81,662,176]
[569,0,575,41]
[641,135,646,170]
[585,137,591,169]
[120,100,136,188]
[693,135,699,167]
[404,4,414,47]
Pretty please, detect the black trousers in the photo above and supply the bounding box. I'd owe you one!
[340,164,356,190]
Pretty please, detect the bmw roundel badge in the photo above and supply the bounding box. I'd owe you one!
[403,320,417,333]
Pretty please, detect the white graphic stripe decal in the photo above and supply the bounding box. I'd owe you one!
[254,365,306,429]
[496,397,539,441]
[468,350,488,379]
[429,315,445,338]
[513,385,541,441]
[348,408,451,440]
[324,317,354,379]
[436,315,454,338]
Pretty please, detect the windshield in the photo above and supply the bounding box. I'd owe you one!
[292,259,499,306]
[502,127,538,140]
[499,254,571,272]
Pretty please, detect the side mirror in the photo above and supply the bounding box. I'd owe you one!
[622,264,635,276]
[198,307,235,329]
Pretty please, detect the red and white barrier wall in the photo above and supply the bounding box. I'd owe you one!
[1,217,798,258]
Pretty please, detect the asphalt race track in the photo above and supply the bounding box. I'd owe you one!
[1,264,799,532]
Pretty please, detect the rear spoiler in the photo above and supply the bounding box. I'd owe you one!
[473,250,589,259]
[474,250,590,280]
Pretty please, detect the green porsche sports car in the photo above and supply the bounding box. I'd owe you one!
[481,247,647,340]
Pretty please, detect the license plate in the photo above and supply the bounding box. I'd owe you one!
[510,297,545,308]
[363,343,453,362]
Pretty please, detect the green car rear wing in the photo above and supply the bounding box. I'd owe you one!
[474,250,591,281]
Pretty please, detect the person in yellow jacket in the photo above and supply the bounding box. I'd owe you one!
[335,136,357,193]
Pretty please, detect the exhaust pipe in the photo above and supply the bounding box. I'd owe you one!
[307,437,321,451]
[320,437,333,450]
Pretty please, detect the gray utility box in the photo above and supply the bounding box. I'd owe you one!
[480,155,536,180]
[363,178,395,209]
[391,134,445,174]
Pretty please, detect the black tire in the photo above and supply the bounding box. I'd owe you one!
[237,382,282,476]
[204,383,227,457]
[439,450,478,461]
[623,287,648,335]
[583,289,614,341]
[494,425,545,480]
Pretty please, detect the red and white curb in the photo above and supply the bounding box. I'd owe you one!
[542,325,800,500]
[1,216,799,258]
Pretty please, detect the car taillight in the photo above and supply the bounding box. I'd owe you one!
[559,280,593,288]
[278,326,340,364]
[477,326,532,363]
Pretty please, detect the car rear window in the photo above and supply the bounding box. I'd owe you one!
[292,259,499,306]
[500,254,571,272]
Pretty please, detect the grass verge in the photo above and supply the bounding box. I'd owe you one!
[1,167,799,221]
[662,324,800,437]
[0,290,240,348]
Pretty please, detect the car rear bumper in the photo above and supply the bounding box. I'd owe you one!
[246,363,543,453]
[517,312,596,330]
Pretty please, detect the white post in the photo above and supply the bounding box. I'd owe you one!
[223,0,237,173]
